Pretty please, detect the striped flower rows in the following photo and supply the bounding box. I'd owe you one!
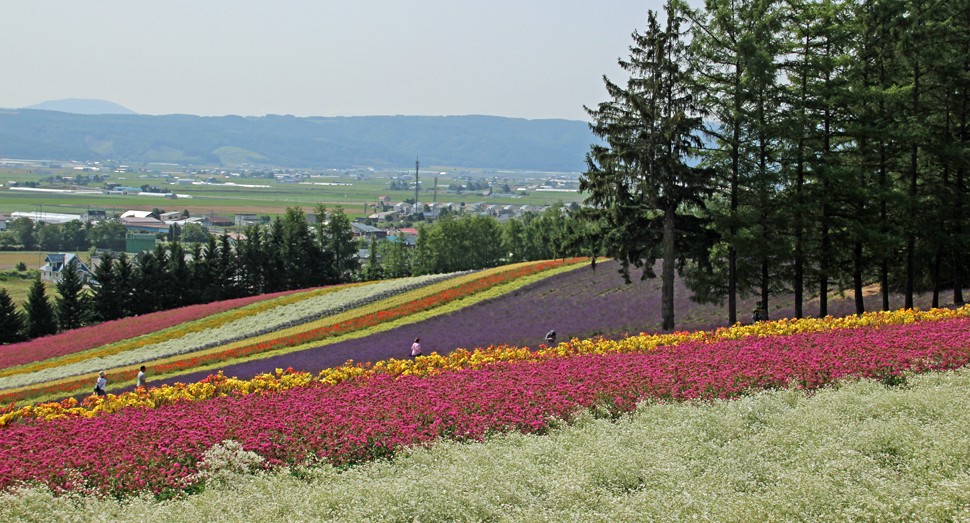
[0,289,317,372]
[4,304,968,427]
[0,273,460,392]
[0,260,582,406]
[0,285,359,380]
[1,309,968,497]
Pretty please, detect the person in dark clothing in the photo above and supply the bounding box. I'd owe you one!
[752,302,767,323]
[545,330,557,346]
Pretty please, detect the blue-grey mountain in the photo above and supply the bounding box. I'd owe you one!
[22,99,138,115]
[0,110,594,171]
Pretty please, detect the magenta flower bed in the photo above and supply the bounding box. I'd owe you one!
[0,288,316,370]
[2,317,969,496]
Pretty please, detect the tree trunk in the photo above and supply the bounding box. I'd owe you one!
[932,244,942,308]
[729,111,740,325]
[854,241,865,315]
[955,75,968,304]
[662,207,676,331]
[880,149,891,311]
[905,59,920,309]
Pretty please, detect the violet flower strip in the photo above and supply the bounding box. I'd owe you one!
[0,288,314,369]
[2,318,968,495]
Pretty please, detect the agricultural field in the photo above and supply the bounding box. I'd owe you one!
[0,164,584,220]
[1,258,969,521]
[0,252,53,305]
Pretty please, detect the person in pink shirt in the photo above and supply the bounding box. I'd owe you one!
[410,338,422,359]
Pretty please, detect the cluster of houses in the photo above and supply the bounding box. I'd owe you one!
[2,210,234,233]
[10,198,556,283]
[369,197,550,223]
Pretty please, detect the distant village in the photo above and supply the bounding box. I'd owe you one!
[0,196,576,286]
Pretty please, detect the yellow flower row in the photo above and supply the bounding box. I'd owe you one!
[4,304,968,427]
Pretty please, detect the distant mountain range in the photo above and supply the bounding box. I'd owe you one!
[21,99,138,115]
[0,105,595,171]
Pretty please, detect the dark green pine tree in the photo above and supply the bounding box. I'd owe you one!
[113,252,135,317]
[363,234,383,281]
[581,2,715,330]
[237,226,265,296]
[195,236,219,302]
[167,240,190,308]
[320,206,360,284]
[0,288,25,344]
[55,259,90,331]
[23,277,57,339]
[91,252,121,322]
[217,232,238,298]
[262,218,286,294]
[132,250,163,315]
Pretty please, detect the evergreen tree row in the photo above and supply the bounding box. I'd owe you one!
[581,0,970,330]
[89,206,359,323]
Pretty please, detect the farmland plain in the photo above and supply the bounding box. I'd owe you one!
[0,165,585,220]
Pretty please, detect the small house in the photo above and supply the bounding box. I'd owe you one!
[40,253,93,283]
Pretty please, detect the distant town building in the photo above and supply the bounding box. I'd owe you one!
[40,253,93,283]
[10,211,82,224]
[201,214,233,228]
[235,214,259,227]
[125,233,156,254]
[351,223,387,240]
[121,216,167,232]
[81,209,107,222]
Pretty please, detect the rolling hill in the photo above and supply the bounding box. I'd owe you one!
[0,109,595,171]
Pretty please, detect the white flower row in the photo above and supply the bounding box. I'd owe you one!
[0,273,462,391]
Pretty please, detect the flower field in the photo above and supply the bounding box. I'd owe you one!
[8,369,968,522]
[0,273,454,391]
[0,259,582,405]
[0,287,320,372]
[1,305,968,498]
[151,260,962,391]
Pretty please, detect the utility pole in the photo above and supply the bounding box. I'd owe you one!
[433,172,438,204]
[414,156,419,210]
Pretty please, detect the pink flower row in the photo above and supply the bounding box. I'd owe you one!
[0,289,316,371]
[2,317,968,496]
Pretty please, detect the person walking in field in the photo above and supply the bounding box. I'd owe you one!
[410,338,422,359]
[752,302,767,323]
[136,366,147,389]
[94,371,107,397]
[545,330,557,346]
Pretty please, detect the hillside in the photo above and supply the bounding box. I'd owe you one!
[0,110,595,171]
[2,258,970,520]
[0,259,958,408]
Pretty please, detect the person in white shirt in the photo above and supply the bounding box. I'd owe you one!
[94,371,107,397]
[410,338,422,359]
[136,366,147,389]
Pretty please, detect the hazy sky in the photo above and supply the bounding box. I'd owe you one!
[1,0,665,121]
